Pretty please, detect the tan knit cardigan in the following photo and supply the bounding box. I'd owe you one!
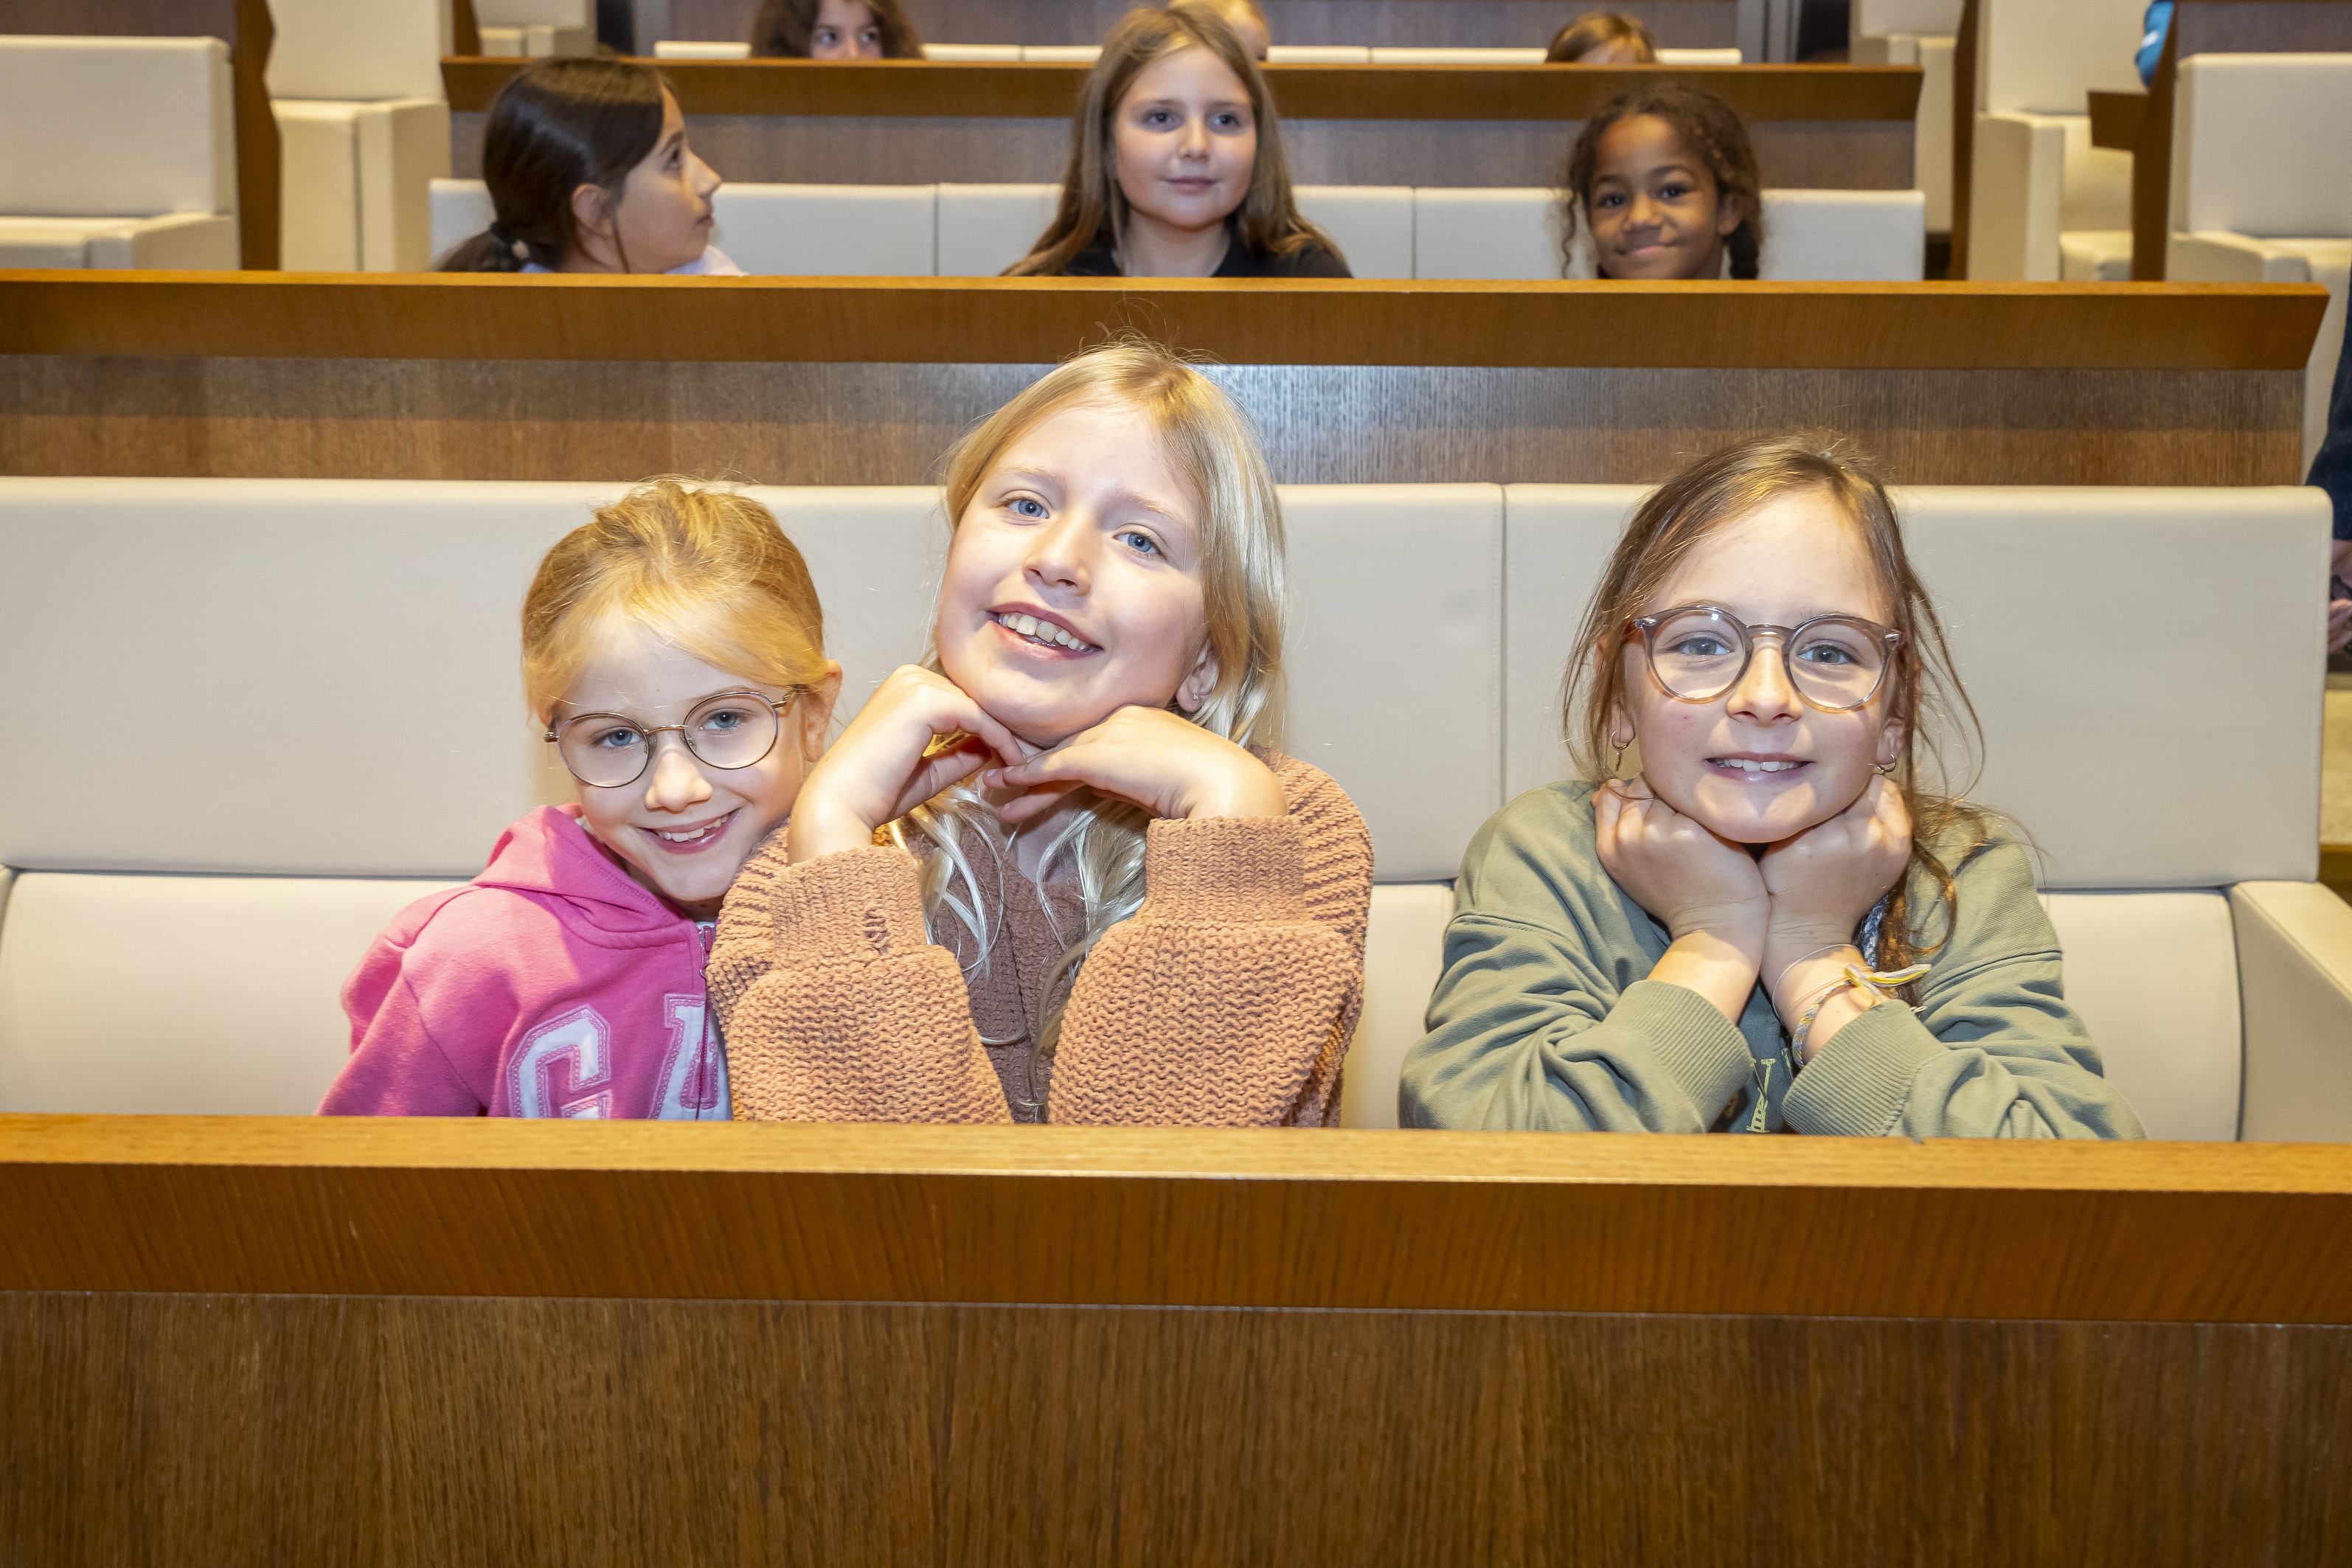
[707,752,1373,1125]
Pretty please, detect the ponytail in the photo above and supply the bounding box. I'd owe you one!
[434,58,669,272]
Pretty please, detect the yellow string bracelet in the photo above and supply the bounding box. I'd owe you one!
[1790,961,1932,1065]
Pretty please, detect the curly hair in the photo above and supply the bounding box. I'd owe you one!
[1557,80,1763,278]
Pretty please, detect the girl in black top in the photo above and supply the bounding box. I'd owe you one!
[1007,2,1349,279]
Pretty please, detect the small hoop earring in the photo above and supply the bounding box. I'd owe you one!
[1873,760,1897,777]
[1609,729,1633,776]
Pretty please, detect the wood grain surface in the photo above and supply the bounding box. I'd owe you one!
[441,56,1921,121]
[4,1289,2348,1565]
[5,1117,2352,1322]
[1,0,280,270]
[0,273,2323,370]
[0,356,2304,486]
[2086,88,2147,151]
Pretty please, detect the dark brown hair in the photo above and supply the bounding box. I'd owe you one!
[1006,2,1332,277]
[437,58,672,272]
[749,0,923,59]
[1563,433,1988,976]
[1557,80,1763,278]
[1546,12,1657,62]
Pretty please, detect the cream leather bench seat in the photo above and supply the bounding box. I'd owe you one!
[431,178,943,274]
[1414,187,1926,281]
[1365,48,1744,63]
[1966,0,2143,282]
[0,478,1498,1119]
[0,36,239,270]
[270,0,452,273]
[1849,0,1958,234]
[2,480,2341,1137]
[2162,53,2352,473]
[475,0,594,58]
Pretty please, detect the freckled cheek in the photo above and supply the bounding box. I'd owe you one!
[1639,701,1718,779]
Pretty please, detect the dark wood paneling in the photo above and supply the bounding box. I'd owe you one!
[6,1117,2352,1320]
[4,1290,2350,1566]
[443,56,1922,121]
[0,274,2323,370]
[0,355,2306,486]
[0,0,280,269]
[2087,87,2146,150]
[462,108,1909,187]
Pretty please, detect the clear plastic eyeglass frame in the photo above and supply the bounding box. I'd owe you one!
[1625,605,1904,714]
[544,687,808,788]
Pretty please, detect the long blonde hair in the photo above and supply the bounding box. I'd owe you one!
[899,341,1288,1078]
[521,478,829,725]
[1005,3,1332,277]
[1561,434,1987,977]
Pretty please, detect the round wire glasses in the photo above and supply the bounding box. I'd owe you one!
[1626,606,1903,713]
[544,688,808,788]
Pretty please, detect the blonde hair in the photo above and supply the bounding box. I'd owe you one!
[521,478,828,725]
[1191,0,1269,54]
[899,341,1288,1086]
[1545,12,1657,61]
[1006,2,1333,277]
[1561,433,1987,979]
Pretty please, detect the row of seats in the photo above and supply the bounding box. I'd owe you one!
[0,476,2344,1138]
[652,41,1746,63]
[431,177,1927,280]
[1966,0,2144,283]
[1847,0,1959,232]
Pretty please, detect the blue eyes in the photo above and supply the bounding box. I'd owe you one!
[1008,497,1047,518]
[1116,530,1159,555]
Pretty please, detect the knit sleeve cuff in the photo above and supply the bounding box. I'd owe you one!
[1612,979,1757,1128]
[753,844,934,960]
[1782,1000,1947,1137]
[1139,814,1307,925]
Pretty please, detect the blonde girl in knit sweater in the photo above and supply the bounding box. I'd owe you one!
[709,343,1373,1124]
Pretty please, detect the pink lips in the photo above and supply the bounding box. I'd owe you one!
[640,809,736,854]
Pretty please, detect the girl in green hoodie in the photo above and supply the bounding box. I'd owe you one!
[1401,434,2145,1138]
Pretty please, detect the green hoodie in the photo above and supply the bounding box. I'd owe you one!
[1400,781,2146,1139]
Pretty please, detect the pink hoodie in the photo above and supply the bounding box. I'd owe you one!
[319,805,730,1119]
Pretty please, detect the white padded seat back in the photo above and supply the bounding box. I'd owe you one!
[268,0,450,100]
[1415,190,1923,281]
[0,36,234,218]
[2041,889,2241,1141]
[936,182,1060,275]
[0,873,465,1115]
[1501,484,2330,889]
[1280,487,1502,881]
[2058,116,2134,232]
[658,40,754,58]
[476,0,592,24]
[0,478,1498,887]
[0,479,942,878]
[1654,48,1745,63]
[712,183,938,274]
[2173,55,2352,238]
[922,44,1021,60]
[1021,44,1100,62]
[430,178,495,261]
[1853,0,1960,33]
[1755,189,1924,281]
[1294,184,1412,278]
[1268,46,1371,63]
[1976,0,2145,114]
[1414,188,1558,280]
[434,180,945,274]
[1339,882,1455,1128]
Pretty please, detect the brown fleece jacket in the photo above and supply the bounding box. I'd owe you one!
[707,752,1373,1125]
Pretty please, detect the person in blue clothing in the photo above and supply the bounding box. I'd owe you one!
[2136,1,2172,84]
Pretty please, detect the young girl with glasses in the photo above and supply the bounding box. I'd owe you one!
[319,481,839,1118]
[709,341,1373,1125]
[1401,434,2144,1138]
